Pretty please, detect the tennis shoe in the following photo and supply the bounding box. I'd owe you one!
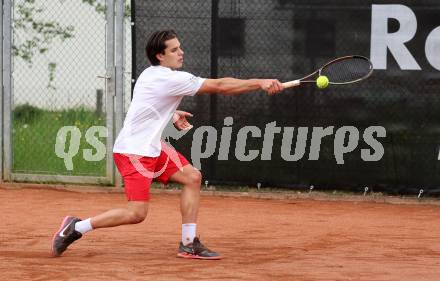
[52,216,82,257]
[177,237,222,260]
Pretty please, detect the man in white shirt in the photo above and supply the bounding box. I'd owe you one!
[52,29,284,259]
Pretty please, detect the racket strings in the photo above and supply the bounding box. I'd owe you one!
[320,57,372,83]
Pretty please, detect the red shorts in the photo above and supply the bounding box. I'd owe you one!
[113,143,190,201]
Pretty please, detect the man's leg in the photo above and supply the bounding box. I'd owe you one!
[168,164,202,224]
[168,164,222,259]
[52,153,155,257]
[90,201,148,229]
[52,201,148,257]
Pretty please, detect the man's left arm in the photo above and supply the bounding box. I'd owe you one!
[173,110,193,130]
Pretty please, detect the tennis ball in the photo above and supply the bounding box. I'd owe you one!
[316,75,329,89]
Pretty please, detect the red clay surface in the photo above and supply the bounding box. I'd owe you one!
[1,187,439,281]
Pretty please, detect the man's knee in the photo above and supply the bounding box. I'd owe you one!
[187,169,202,187]
[127,203,148,224]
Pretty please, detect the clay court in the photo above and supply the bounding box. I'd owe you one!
[1,186,439,281]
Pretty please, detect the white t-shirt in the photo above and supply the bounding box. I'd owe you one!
[113,65,205,157]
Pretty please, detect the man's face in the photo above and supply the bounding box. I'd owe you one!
[157,38,184,69]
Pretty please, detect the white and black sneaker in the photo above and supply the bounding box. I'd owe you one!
[51,216,82,257]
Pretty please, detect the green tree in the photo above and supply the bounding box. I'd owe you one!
[14,0,75,89]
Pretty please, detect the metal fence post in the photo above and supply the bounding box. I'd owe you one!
[106,0,116,184]
[0,0,3,181]
[114,0,124,187]
[209,0,219,181]
[130,0,136,99]
[2,0,12,181]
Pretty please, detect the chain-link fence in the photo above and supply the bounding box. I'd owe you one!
[3,0,131,184]
[134,0,440,195]
[12,0,108,177]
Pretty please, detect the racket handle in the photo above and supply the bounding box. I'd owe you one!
[282,80,300,88]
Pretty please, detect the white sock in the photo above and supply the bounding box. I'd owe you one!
[182,223,196,246]
[74,218,93,235]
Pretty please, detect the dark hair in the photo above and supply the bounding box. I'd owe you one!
[145,29,178,65]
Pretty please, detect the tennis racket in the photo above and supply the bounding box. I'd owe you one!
[282,55,373,88]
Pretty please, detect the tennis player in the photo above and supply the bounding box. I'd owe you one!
[52,29,284,259]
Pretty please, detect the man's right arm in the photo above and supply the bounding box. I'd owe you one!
[197,78,284,96]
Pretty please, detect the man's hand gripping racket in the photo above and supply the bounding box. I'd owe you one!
[282,55,373,89]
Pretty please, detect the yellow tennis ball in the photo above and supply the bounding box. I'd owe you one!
[316,75,329,89]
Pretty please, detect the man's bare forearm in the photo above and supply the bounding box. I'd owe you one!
[197,77,283,96]
[215,78,262,95]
